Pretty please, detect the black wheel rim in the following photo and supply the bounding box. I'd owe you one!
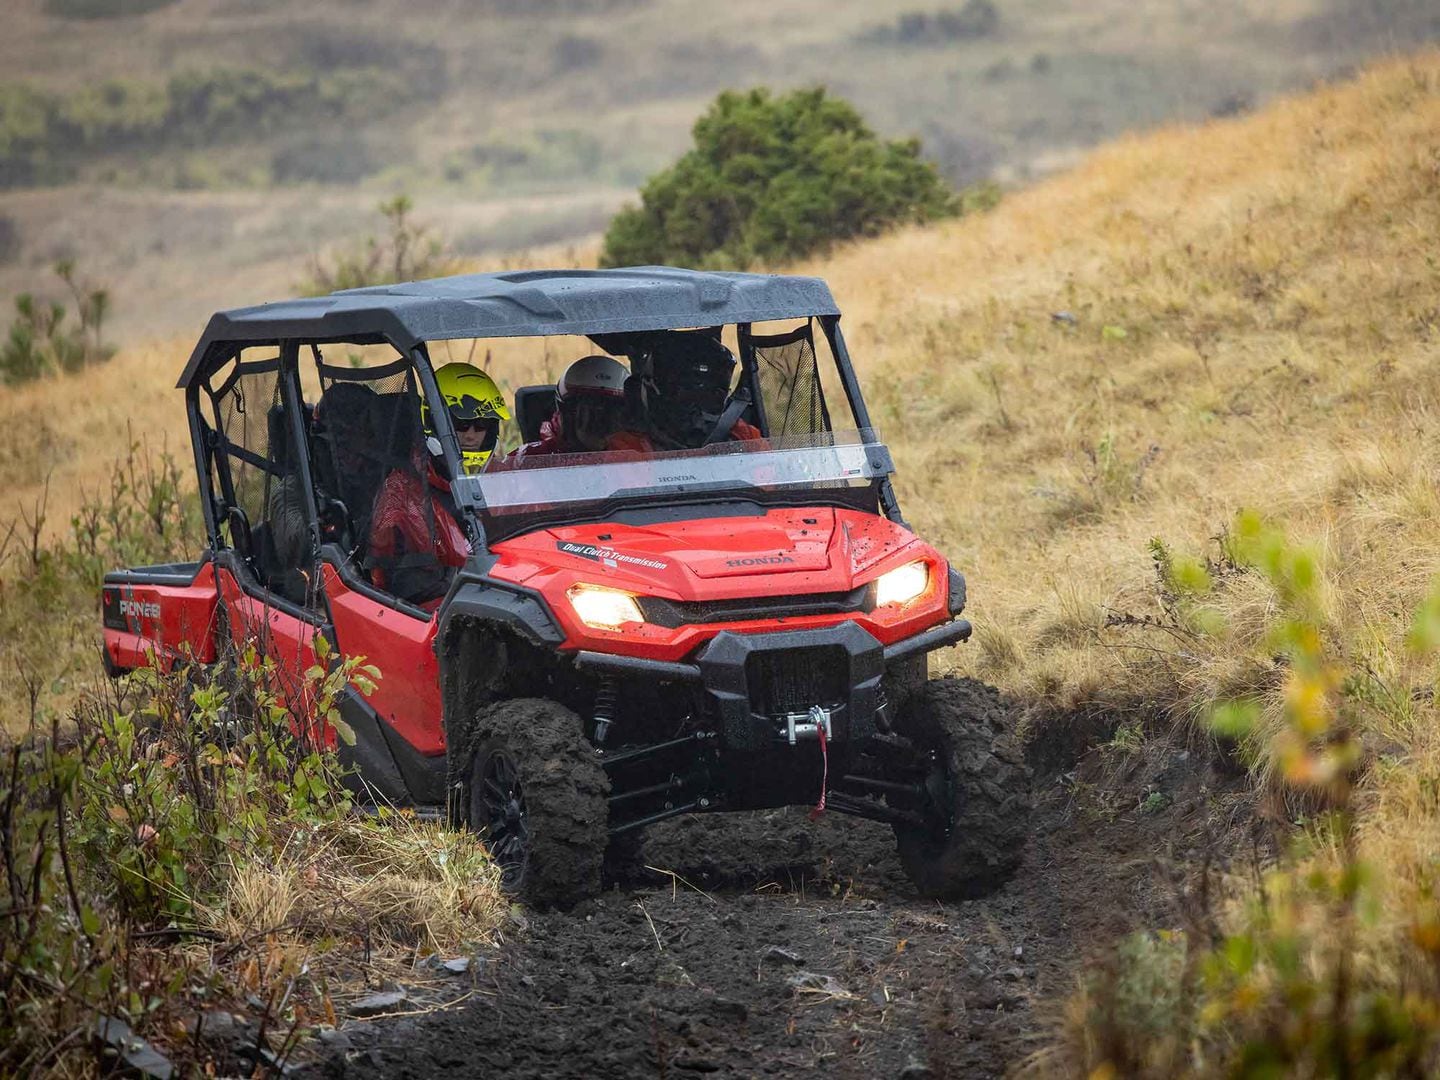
[472,747,530,890]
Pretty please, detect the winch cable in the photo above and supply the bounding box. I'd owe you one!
[809,722,829,821]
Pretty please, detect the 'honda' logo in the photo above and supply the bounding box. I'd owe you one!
[724,555,795,568]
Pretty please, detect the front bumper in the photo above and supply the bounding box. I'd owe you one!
[573,616,972,750]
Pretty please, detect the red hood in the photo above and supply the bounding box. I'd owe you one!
[490,506,929,601]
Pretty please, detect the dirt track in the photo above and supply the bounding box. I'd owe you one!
[308,736,1256,1079]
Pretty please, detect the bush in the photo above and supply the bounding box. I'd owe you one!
[44,0,176,17]
[859,1,1001,46]
[1069,513,1440,1075]
[0,214,19,264]
[0,66,416,189]
[303,195,456,294]
[0,261,113,386]
[0,449,504,1074]
[600,86,963,269]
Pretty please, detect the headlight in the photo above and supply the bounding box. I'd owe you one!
[874,560,930,608]
[567,584,644,629]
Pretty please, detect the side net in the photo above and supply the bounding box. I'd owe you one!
[204,353,311,602]
[310,352,463,607]
[746,322,831,439]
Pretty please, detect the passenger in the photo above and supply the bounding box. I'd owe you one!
[644,334,761,450]
[508,355,653,462]
[367,363,507,605]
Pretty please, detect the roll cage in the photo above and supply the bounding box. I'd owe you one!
[182,269,909,574]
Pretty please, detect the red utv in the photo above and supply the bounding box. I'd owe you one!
[101,268,1031,907]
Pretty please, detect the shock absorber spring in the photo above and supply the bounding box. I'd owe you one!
[592,675,619,747]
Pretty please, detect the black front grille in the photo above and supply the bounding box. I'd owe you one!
[639,585,869,628]
[747,647,848,716]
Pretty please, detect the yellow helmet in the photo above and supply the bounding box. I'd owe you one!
[425,362,511,473]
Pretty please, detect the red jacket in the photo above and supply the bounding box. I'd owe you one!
[367,453,469,600]
[505,411,762,463]
[504,411,655,464]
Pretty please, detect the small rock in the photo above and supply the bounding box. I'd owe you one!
[1002,966,1026,981]
[899,1061,934,1079]
[185,1010,236,1037]
[869,986,892,1007]
[1013,945,1024,959]
[786,971,852,998]
[673,1057,722,1072]
[709,997,748,1023]
[349,989,408,1018]
[760,945,805,966]
[1051,311,1078,327]
[440,957,471,975]
[316,1027,351,1051]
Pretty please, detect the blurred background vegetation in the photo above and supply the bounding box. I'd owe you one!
[1,0,1438,340]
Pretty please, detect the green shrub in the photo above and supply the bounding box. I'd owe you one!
[303,194,456,294]
[1072,513,1440,1076]
[45,0,177,17]
[859,1,1002,45]
[0,261,112,385]
[600,86,964,269]
[0,447,503,1074]
[0,67,415,189]
[0,647,364,1074]
[1,440,199,729]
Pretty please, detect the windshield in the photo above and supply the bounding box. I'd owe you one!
[454,430,893,516]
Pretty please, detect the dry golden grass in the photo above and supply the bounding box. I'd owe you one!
[191,812,506,1021]
[0,338,194,535]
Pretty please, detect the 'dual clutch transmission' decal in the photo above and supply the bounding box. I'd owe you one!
[556,541,668,572]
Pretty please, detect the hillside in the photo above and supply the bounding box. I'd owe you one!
[1,0,1438,340]
[7,49,1439,728]
[4,49,1440,1075]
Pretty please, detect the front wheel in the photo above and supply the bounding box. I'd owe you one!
[891,678,1033,899]
[462,698,609,909]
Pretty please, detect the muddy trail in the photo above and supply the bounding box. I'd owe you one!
[306,736,1258,1079]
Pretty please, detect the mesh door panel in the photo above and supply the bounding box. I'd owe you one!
[312,357,462,604]
[213,362,283,536]
[748,322,830,438]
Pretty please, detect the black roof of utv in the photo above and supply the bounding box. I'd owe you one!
[178,267,839,388]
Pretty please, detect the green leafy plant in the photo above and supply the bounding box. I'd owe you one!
[600,86,968,269]
[1075,512,1440,1076]
[0,260,112,385]
[303,195,455,295]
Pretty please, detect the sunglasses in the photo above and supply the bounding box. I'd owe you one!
[453,417,498,433]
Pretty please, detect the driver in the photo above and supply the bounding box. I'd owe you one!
[507,354,652,462]
[367,362,507,605]
[644,333,761,450]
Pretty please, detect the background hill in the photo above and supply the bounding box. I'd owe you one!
[1,0,1438,340]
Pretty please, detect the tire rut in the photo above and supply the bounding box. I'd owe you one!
[309,739,1257,1079]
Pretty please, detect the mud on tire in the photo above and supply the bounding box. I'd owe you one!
[891,677,1032,899]
[458,698,609,910]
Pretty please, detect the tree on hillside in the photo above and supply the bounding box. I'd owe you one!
[600,87,962,269]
